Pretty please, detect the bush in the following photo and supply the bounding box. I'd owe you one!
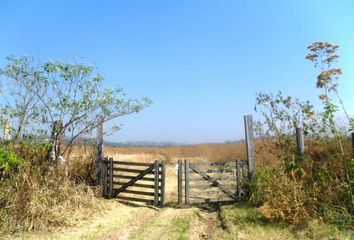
[0,147,23,177]
[250,144,353,228]
[250,169,309,223]
[0,142,101,234]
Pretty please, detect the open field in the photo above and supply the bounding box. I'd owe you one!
[72,140,278,166]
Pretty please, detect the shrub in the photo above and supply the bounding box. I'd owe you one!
[0,147,23,176]
[0,142,100,234]
[250,139,353,227]
[250,169,309,223]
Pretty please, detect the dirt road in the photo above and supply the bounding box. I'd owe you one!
[21,163,231,240]
[100,163,230,240]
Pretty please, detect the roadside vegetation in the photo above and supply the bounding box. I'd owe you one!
[220,203,348,240]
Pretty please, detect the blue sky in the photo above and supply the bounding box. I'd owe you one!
[1,1,353,143]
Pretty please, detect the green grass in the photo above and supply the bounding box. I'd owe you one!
[170,216,191,240]
[220,203,350,240]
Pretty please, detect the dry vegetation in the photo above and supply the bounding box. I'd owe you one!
[1,139,352,239]
[105,143,248,163]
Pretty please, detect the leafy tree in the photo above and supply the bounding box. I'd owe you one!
[254,91,318,137]
[0,56,46,140]
[0,56,151,163]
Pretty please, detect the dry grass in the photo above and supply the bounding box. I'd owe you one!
[0,142,102,235]
[220,203,349,240]
[105,143,247,163]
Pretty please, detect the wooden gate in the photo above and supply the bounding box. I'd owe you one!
[101,158,166,206]
[176,115,255,206]
[177,159,248,205]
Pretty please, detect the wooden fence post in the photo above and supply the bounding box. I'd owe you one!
[154,160,159,206]
[109,157,113,198]
[178,159,183,207]
[296,127,305,157]
[96,116,104,186]
[160,161,166,206]
[236,160,241,199]
[244,115,255,179]
[184,159,190,206]
[101,158,108,197]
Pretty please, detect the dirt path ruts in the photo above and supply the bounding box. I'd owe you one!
[100,164,230,240]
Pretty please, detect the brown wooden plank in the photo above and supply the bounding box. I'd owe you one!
[189,169,235,174]
[113,168,161,175]
[189,176,236,182]
[115,195,154,204]
[112,182,155,189]
[190,183,236,189]
[114,168,145,173]
[113,161,152,166]
[113,175,158,182]
[189,198,235,204]
[123,189,156,196]
[191,161,238,167]
[190,191,234,198]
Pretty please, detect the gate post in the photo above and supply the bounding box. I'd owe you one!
[184,159,190,206]
[96,116,104,186]
[160,161,166,206]
[108,157,113,198]
[236,160,241,199]
[244,115,255,179]
[178,159,183,207]
[154,160,159,206]
[296,127,305,157]
[101,158,108,197]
